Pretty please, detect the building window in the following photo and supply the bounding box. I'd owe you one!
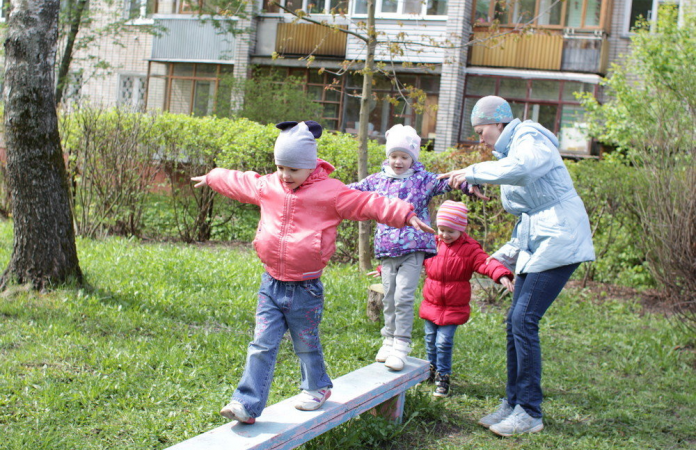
[146,62,235,116]
[473,0,606,29]
[124,0,155,19]
[460,75,598,153]
[255,66,344,130]
[65,72,84,105]
[118,74,147,110]
[625,0,678,32]
[343,73,440,140]
[1,0,8,21]
[262,0,350,14]
[353,0,447,16]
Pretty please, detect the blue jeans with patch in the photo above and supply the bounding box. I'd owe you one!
[506,263,579,418]
[232,272,332,418]
[423,320,459,376]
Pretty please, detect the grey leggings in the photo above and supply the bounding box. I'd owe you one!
[380,252,425,344]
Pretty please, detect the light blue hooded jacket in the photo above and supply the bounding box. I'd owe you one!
[465,119,595,274]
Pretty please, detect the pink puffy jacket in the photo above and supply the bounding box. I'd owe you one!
[206,159,415,282]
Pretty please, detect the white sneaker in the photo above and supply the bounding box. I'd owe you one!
[489,404,544,436]
[375,337,393,362]
[220,400,255,424]
[385,339,411,371]
[294,388,332,411]
[478,399,513,428]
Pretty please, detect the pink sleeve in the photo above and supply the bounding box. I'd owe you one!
[334,185,414,228]
[206,168,262,206]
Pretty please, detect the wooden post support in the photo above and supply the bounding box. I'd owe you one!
[367,283,384,322]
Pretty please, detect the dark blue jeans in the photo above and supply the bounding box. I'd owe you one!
[506,263,579,418]
[233,273,332,418]
[424,320,458,376]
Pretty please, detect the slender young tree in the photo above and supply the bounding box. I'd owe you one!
[2,0,83,290]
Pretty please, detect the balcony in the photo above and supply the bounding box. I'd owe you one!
[275,23,347,57]
[151,16,237,63]
[469,29,608,75]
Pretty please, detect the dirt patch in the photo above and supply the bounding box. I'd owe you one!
[565,280,674,316]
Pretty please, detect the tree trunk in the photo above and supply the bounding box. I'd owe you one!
[2,0,83,290]
[357,0,377,272]
[55,0,89,106]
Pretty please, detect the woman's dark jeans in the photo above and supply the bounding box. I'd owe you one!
[506,263,579,418]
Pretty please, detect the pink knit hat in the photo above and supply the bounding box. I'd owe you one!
[385,124,421,162]
[437,200,468,232]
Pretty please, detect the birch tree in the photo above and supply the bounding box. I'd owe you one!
[2,0,82,289]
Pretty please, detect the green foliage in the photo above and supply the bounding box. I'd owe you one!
[580,8,695,324]
[61,107,162,237]
[0,220,693,450]
[566,159,654,288]
[581,7,695,155]
[217,68,324,126]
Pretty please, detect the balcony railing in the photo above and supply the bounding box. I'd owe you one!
[469,29,608,74]
[276,23,347,57]
[151,16,237,63]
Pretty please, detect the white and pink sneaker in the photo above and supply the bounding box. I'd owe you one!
[294,388,332,411]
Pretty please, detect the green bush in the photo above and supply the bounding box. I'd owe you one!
[54,108,650,290]
[567,159,654,288]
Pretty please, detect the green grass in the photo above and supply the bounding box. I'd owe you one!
[0,220,693,449]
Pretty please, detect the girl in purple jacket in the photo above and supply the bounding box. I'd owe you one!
[349,124,471,371]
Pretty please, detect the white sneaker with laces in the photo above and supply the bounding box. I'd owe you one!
[478,398,513,428]
[489,404,544,436]
[375,337,394,362]
[294,388,332,411]
[220,400,256,424]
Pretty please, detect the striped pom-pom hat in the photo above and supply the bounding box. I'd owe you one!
[436,200,469,232]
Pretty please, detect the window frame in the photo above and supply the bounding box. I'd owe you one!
[352,0,448,18]
[118,73,148,110]
[472,0,608,30]
[146,62,234,116]
[459,74,599,146]
[342,72,440,139]
[622,0,678,34]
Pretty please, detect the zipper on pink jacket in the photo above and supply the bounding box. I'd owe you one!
[278,190,293,279]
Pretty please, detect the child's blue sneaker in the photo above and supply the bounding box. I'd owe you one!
[489,404,544,436]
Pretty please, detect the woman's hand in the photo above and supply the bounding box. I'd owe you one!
[409,215,435,234]
[438,169,469,189]
[191,175,207,188]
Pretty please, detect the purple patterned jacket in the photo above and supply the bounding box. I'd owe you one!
[349,161,467,259]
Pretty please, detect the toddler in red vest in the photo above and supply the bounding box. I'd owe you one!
[419,200,514,397]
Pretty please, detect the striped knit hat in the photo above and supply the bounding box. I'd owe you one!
[437,200,469,232]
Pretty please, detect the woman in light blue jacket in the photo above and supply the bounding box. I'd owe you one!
[441,96,595,437]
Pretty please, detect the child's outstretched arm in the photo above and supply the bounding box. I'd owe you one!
[335,187,434,233]
[191,175,207,188]
[192,168,262,205]
[408,214,435,234]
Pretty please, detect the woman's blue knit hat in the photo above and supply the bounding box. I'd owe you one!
[471,96,514,127]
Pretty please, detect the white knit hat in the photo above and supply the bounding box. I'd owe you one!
[385,124,421,162]
[274,121,323,169]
